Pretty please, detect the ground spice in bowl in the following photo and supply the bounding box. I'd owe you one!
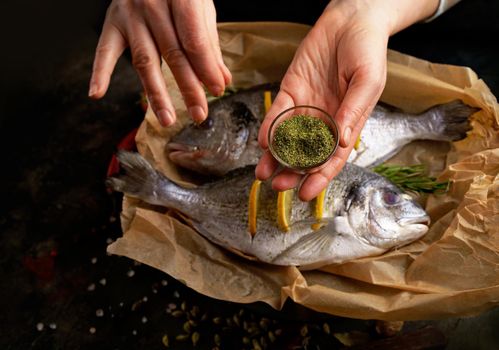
[272,114,335,168]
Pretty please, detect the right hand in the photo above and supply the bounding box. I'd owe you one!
[89,0,232,126]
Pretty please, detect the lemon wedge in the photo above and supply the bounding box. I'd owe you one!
[277,189,294,232]
[248,179,262,236]
[312,188,327,231]
[264,91,272,114]
[353,135,361,150]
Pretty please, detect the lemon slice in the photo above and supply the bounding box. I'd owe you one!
[353,135,362,150]
[264,91,272,114]
[312,188,327,231]
[248,179,262,236]
[277,189,294,232]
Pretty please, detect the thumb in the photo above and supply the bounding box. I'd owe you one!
[258,89,295,149]
[335,69,386,148]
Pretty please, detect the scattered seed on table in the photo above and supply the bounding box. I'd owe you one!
[201,313,208,321]
[323,323,331,334]
[127,269,135,277]
[142,296,148,302]
[183,322,191,334]
[213,317,222,325]
[176,334,189,341]
[191,331,200,346]
[87,283,96,292]
[161,280,168,286]
[90,257,98,264]
[133,260,141,266]
[89,327,96,334]
[172,310,184,318]
[173,291,180,298]
[181,301,187,311]
[242,336,250,345]
[152,288,158,294]
[233,314,240,327]
[132,330,137,336]
[259,318,270,330]
[252,338,262,350]
[49,323,57,330]
[36,323,44,331]
[214,334,221,346]
[99,278,107,286]
[162,334,169,347]
[119,302,124,307]
[106,238,113,244]
[275,329,282,336]
[96,309,104,317]
[300,325,308,337]
[109,215,117,223]
[141,316,148,324]
[268,331,276,343]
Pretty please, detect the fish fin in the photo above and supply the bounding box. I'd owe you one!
[272,216,354,267]
[424,100,478,141]
[106,151,174,206]
[375,101,405,113]
[272,227,335,266]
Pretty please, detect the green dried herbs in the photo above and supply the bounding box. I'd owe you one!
[273,115,334,168]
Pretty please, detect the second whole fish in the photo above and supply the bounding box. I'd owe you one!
[168,83,476,175]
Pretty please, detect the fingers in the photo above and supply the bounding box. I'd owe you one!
[143,1,208,123]
[171,0,227,96]
[335,67,386,148]
[127,15,175,126]
[298,154,345,201]
[255,150,279,180]
[203,0,232,85]
[89,22,127,99]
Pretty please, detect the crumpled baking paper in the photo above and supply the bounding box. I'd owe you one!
[108,22,499,320]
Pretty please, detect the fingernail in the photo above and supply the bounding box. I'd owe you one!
[212,85,224,97]
[157,109,173,126]
[188,106,206,122]
[343,127,352,147]
[88,82,98,97]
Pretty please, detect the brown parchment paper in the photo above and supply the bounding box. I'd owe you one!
[108,22,499,320]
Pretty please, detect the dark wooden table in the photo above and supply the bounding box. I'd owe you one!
[1,1,498,349]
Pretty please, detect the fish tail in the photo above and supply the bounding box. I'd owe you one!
[106,151,176,206]
[425,100,478,141]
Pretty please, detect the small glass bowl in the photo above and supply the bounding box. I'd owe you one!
[267,105,339,174]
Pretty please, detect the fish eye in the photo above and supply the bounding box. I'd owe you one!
[382,190,400,205]
[196,116,214,129]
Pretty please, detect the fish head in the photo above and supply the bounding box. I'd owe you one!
[168,101,256,175]
[347,180,430,249]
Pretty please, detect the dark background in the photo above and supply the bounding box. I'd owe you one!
[0,0,498,349]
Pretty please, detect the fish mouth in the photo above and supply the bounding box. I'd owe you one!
[167,142,200,153]
[397,215,431,227]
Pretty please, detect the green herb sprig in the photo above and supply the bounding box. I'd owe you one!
[372,164,449,194]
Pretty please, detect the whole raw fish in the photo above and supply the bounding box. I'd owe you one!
[108,151,430,269]
[168,83,475,175]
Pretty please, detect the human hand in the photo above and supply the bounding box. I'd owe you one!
[256,0,439,201]
[89,0,231,126]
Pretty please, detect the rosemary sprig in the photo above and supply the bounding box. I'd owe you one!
[372,164,449,194]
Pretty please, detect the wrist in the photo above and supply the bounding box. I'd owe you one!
[324,0,440,36]
[381,0,440,34]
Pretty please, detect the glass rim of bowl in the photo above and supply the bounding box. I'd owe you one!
[267,105,340,174]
